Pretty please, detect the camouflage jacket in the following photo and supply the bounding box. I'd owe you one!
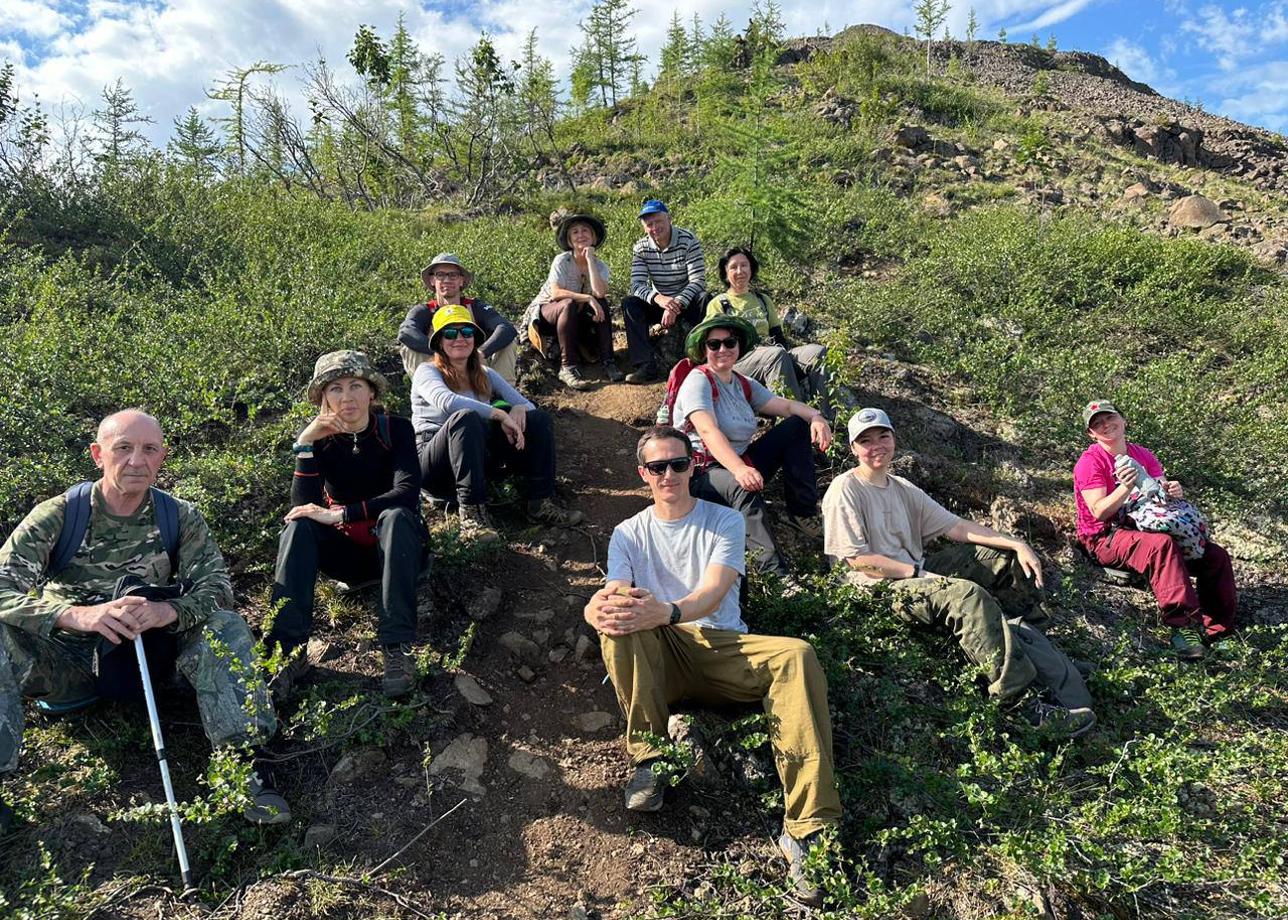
[0,482,235,637]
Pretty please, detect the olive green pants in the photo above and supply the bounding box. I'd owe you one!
[601,624,842,838]
[888,544,1091,709]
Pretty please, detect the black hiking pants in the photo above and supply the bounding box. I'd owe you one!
[622,295,705,368]
[418,408,557,506]
[267,507,426,652]
[689,416,819,578]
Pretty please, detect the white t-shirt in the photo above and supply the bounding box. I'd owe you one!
[606,499,747,632]
[674,368,773,455]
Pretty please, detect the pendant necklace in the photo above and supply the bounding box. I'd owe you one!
[351,431,360,454]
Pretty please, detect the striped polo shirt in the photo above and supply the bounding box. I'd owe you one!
[629,226,707,307]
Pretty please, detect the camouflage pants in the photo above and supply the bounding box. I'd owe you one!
[0,609,276,774]
[887,544,1092,710]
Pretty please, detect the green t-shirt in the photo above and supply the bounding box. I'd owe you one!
[705,290,781,339]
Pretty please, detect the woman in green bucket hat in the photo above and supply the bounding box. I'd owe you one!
[669,315,833,579]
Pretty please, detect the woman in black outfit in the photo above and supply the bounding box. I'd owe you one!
[267,350,427,699]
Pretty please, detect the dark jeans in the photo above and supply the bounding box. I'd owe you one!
[267,506,427,652]
[418,408,557,506]
[537,298,615,368]
[622,294,705,368]
[689,416,819,577]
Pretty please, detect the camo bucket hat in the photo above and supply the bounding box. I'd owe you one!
[307,350,389,405]
[685,315,760,362]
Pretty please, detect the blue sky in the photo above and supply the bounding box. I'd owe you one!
[2,0,1287,146]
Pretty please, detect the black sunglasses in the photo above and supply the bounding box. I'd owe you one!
[705,336,739,351]
[643,457,692,476]
[440,326,476,340]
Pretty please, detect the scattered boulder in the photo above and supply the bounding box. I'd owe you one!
[500,631,542,666]
[468,586,503,621]
[330,748,387,785]
[517,665,538,683]
[893,124,930,150]
[304,824,338,849]
[574,633,598,662]
[1167,194,1228,229]
[1251,239,1288,266]
[507,750,552,780]
[1118,181,1154,205]
[575,711,615,733]
[454,672,494,706]
[428,733,488,796]
[1133,122,1203,167]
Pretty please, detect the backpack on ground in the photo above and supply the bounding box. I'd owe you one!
[48,482,181,581]
[655,360,752,470]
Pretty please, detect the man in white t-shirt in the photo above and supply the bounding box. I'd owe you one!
[822,408,1096,737]
[584,426,841,905]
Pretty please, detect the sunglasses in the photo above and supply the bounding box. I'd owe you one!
[440,326,476,340]
[643,457,692,476]
[432,271,463,280]
[705,337,739,351]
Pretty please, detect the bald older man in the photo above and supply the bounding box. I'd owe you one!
[0,410,288,833]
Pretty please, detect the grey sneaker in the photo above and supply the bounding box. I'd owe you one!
[624,762,666,812]
[1171,626,1207,662]
[382,643,416,698]
[244,758,291,826]
[558,365,594,391]
[783,512,824,541]
[777,829,825,907]
[1018,697,1097,738]
[269,648,312,704]
[625,362,659,384]
[526,497,584,527]
[459,504,501,543]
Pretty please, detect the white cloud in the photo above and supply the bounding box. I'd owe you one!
[0,0,70,39]
[1180,2,1288,70]
[1008,0,1099,33]
[1205,58,1288,131]
[1104,35,1177,92]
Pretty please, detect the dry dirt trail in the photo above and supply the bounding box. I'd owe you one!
[244,378,782,920]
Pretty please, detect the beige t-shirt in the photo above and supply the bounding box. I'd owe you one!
[821,470,959,585]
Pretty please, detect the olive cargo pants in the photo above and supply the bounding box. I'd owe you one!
[888,544,1092,709]
[601,624,842,838]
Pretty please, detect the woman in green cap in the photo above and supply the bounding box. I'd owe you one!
[671,315,833,578]
[268,350,427,700]
[523,213,624,390]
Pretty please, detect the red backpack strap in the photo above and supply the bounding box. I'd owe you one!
[735,371,752,402]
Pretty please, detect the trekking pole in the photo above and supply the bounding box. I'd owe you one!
[134,634,193,891]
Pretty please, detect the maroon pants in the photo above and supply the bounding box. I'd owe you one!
[1082,528,1237,637]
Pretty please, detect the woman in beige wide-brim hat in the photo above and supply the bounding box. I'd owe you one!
[266,350,427,701]
[522,214,624,390]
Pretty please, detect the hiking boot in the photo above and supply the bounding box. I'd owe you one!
[269,648,312,704]
[624,761,666,812]
[244,755,291,826]
[783,512,824,541]
[558,365,594,391]
[458,504,501,543]
[422,491,457,517]
[777,829,825,907]
[602,360,626,383]
[1017,697,1097,739]
[527,497,584,527]
[625,362,659,385]
[382,643,416,698]
[1171,626,1207,662]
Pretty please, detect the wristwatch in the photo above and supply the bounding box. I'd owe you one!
[669,603,682,626]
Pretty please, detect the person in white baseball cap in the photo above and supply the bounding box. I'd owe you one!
[821,408,1096,738]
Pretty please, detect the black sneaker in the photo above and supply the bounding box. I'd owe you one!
[602,360,626,383]
[244,756,291,826]
[1170,626,1207,662]
[1017,696,1097,738]
[625,362,659,385]
[382,643,416,698]
[624,761,666,812]
[269,648,312,704]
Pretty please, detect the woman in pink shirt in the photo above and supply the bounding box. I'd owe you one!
[1072,400,1236,661]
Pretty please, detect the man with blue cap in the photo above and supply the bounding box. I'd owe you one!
[622,200,708,383]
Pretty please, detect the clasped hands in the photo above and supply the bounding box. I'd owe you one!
[56,596,178,644]
[584,586,671,636]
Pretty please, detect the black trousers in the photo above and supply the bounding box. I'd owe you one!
[689,416,819,577]
[622,294,705,367]
[418,408,556,506]
[267,506,427,651]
